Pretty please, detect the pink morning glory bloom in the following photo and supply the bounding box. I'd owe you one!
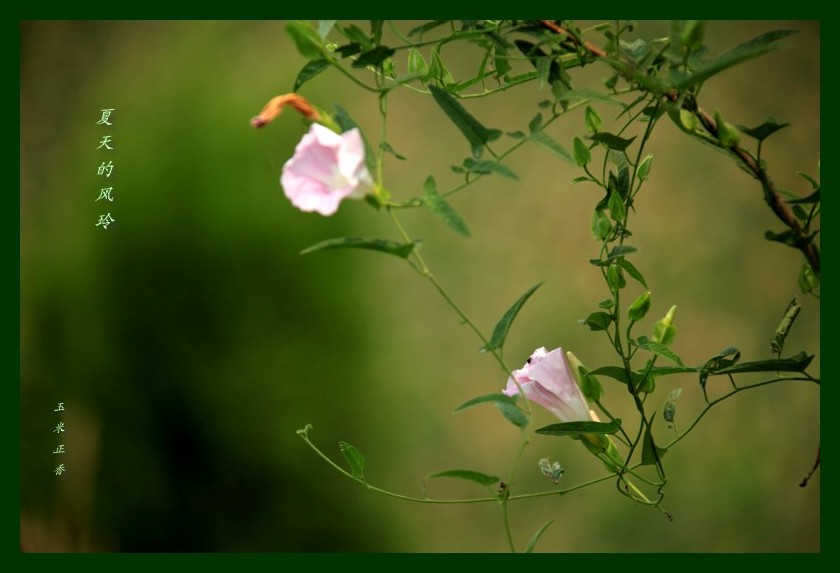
[280,123,374,216]
[503,346,593,423]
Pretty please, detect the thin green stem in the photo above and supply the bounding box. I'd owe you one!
[665,376,815,450]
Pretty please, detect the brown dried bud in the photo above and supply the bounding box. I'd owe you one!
[250,93,319,128]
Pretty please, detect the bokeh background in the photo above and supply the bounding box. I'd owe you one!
[20,20,820,552]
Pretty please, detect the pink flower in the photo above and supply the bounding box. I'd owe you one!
[503,346,593,423]
[280,123,374,216]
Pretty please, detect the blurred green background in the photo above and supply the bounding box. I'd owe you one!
[20,20,819,552]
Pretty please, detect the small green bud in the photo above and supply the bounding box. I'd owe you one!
[652,305,677,346]
[566,350,603,402]
[573,136,591,166]
[714,109,741,148]
[681,20,706,50]
[607,263,626,292]
[590,209,611,241]
[628,291,652,322]
[637,154,653,181]
[585,105,602,134]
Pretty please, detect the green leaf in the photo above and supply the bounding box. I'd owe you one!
[460,158,519,179]
[316,20,336,39]
[637,154,653,181]
[617,259,648,289]
[738,117,790,142]
[370,20,383,44]
[407,48,429,76]
[428,47,454,86]
[429,84,502,156]
[797,172,820,192]
[352,46,396,68]
[382,141,406,160]
[588,366,630,385]
[799,263,819,295]
[607,263,626,291]
[525,520,555,553]
[333,43,362,58]
[583,311,613,331]
[672,29,799,90]
[608,190,627,223]
[703,346,741,371]
[585,106,602,134]
[573,137,591,166]
[338,24,372,49]
[301,237,419,259]
[788,188,820,204]
[455,392,519,412]
[292,58,330,92]
[589,245,638,266]
[641,417,667,466]
[408,20,450,37]
[528,131,574,164]
[482,282,543,352]
[421,176,470,237]
[605,245,639,261]
[714,110,741,148]
[535,419,622,436]
[338,441,366,480]
[712,352,813,375]
[427,469,499,487]
[634,335,685,366]
[646,365,699,377]
[497,402,528,428]
[590,209,611,241]
[563,88,622,106]
[591,132,637,152]
[285,21,326,59]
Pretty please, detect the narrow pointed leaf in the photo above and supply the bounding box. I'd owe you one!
[408,20,450,37]
[641,417,667,466]
[536,419,622,436]
[482,282,543,352]
[591,132,637,152]
[634,335,685,366]
[461,158,519,179]
[352,46,396,68]
[455,392,519,412]
[672,29,798,89]
[338,441,366,480]
[293,58,330,91]
[301,237,419,259]
[428,84,502,155]
[737,117,790,142]
[588,366,630,385]
[497,402,528,428]
[583,311,613,331]
[525,520,555,553]
[617,259,648,288]
[427,469,499,487]
[316,20,336,38]
[286,21,326,59]
[562,88,622,106]
[712,352,813,375]
[422,176,471,237]
[529,131,574,163]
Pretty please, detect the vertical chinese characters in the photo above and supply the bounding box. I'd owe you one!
[95,108,116,229]
[53,402,66,476]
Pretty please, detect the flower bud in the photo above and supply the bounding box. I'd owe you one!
[628,291,652,322]
[652,305,677,346]
[607,263,626,292]
[565,351,603,402]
